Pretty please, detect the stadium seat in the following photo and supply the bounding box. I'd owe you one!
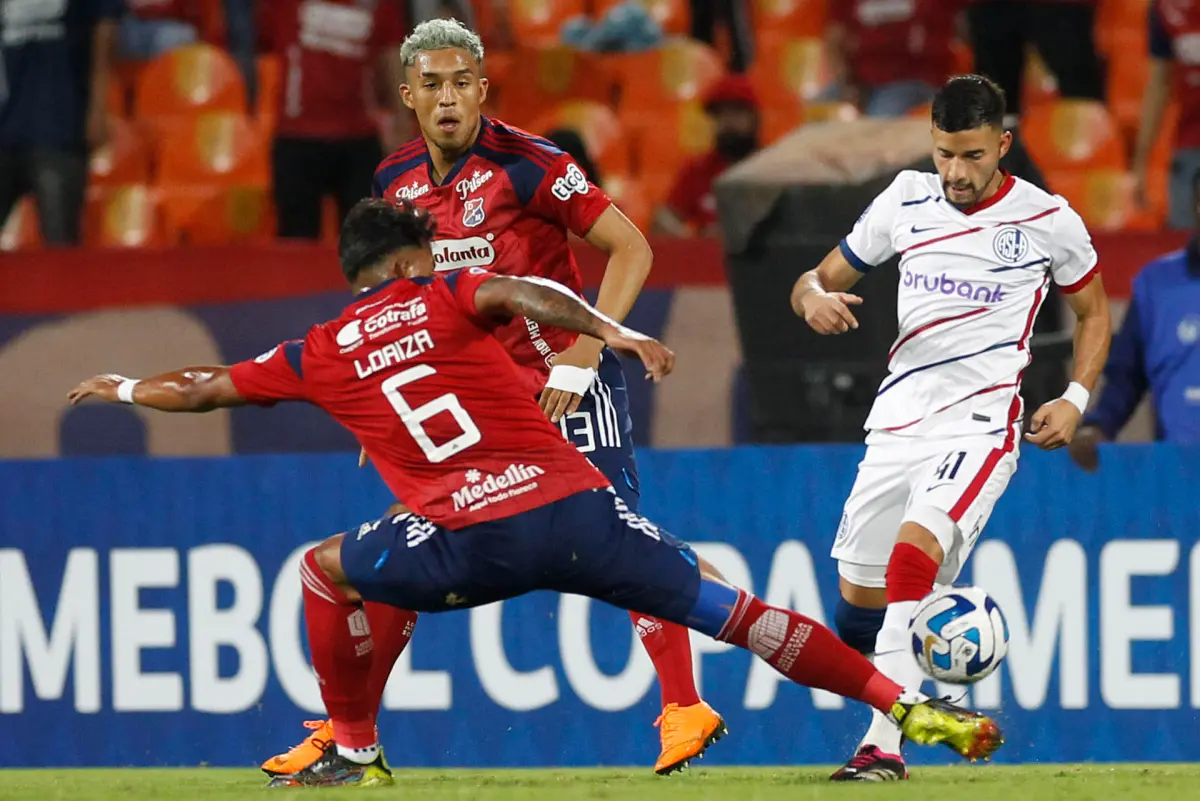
[491,47,617,129]
[159,185,272,244]
[1043,168,1166,232]
[593,0,691,35]
[90,118,152,186]
[1107,31,1151,136]
[1022,100,1127,171]
[255,54,281,132]
[83,185,164,247]
[748,37,828,105]
[601,173,653,232]
[156,112,269,185]
[615,37,725,109]
[134,43,247,137]
[507,0,587,47]
[753,0,827,43]
[628,98,714,186]
[531,100,632,177]
[1022,51,1059,113]
[1095,0,1149,58]
[0,198,41,251]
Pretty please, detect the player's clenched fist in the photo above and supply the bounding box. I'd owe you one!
[799,291,863,335]
[1024,399,1082,450]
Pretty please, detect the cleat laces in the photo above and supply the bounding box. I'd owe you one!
[286,720,332,755]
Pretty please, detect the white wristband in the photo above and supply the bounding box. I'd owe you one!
[545,365,596,396]
[116,379,140,404]
[1060,381,1090,415]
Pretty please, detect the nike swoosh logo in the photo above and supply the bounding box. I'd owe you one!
[926,482,954,492]
[911,225,940,234]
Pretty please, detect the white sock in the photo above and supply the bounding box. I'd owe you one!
[859,600,926,757]
[337,743,379,765]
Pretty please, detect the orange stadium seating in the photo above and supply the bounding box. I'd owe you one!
[83,185,164,248]
[506,0,587,47]
[530,100,632,176]
[135,43,247,140]
[594,0,691,35]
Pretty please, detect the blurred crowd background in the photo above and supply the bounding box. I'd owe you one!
[0,0,1185,249]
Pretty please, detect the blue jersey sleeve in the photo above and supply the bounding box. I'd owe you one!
[1083,290,1149,438]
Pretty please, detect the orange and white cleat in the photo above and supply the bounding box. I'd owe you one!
[653,701,728,775]
[261,719,335,777]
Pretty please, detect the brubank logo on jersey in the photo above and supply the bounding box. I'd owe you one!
[432,237,496,271]
[452,465,545,513]
[902,268,1006,304]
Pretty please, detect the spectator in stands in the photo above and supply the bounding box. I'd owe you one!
[0,0,123,246]
[409,0,474,26]
[691,0,753,72]
[966,0,1105,191]
[258,0,409,240]
[119,1,198,59]
[825,0,964,117]
[1069,169,1200,468]
[1133,1,1200,230]
[655,75,759,237]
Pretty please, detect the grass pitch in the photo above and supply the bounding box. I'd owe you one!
[2,765,1196,801]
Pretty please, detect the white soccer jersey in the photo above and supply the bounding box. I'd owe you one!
[840,170,1098,437]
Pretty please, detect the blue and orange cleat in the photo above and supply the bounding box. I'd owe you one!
[653,701,728,775]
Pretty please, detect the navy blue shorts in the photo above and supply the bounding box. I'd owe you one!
[341,488,702,624]
[557,348,641,510]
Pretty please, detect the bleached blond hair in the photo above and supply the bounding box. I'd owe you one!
[400,18,484,68]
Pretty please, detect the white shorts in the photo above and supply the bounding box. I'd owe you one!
[831,429,1019,589]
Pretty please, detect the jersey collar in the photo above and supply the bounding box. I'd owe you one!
[955,170,1015,216]
[349,278,397,308]
[426,116,491,188]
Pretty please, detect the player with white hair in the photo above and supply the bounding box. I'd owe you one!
[791,74,1112,781]
[261,18,727,779]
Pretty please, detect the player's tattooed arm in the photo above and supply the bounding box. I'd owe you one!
[473,275,675,380]
[68,367,248,412]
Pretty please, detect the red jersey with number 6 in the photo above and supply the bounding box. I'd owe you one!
[371,117,613,397]
[228,268,609,529]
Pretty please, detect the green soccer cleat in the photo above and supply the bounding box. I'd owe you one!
[889,696,1004,762]
[266,748,394,788]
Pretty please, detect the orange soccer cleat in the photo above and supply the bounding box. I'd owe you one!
[653,701,728,775]
[261,719,335,777]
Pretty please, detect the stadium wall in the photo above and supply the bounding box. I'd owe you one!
[1,444,1197,768]
[0,234,1178,455]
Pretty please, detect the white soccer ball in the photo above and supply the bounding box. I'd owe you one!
[908,586,1009,684]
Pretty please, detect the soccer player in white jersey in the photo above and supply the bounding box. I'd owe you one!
[790,75,1113,782]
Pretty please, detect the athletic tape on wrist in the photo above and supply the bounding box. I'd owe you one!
[1061,382,1090,415]
[545,365,595,396]
[117,379,139,404]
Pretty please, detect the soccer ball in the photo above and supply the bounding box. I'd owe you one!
[908,586,1009,684]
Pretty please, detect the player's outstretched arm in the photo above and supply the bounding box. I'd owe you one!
[67,367,247,412]
[473,275,674,381]
[791,246,866,335]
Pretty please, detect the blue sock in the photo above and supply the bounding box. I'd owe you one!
[834,598,886,655]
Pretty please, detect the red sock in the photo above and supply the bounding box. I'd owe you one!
[716,590,902,713]
[886,542,941,603]
[300,548,377,749]
[363,602,419,711]
[631,612,701,708]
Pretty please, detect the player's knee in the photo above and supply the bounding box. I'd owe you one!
[696,554,729,585]
[309,535,360,602]
[896,510,955,564]
[834,598,886,655]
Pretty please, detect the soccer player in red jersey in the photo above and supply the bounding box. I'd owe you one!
[368,19,721,774]
[69,199,1004,787]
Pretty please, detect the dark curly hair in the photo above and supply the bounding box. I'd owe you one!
[338,198,439,283]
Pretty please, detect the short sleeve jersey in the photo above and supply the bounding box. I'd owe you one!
[372,117,613,397]
[229,268,609,529]
[840,170,1098,436]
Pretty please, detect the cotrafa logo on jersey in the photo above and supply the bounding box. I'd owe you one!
[451,465,545,513]
[901,269,1006,304]
[432,237,496,271]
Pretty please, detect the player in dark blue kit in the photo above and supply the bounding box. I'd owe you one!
[70,199,1005,787]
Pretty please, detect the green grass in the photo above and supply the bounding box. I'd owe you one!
[3,765,1199,801]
